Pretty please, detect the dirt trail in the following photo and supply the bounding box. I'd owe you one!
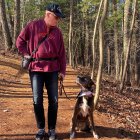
[0,53,139,140]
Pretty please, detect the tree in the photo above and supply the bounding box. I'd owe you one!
[85,15,90,67]
[91,0,104,79]
[0,0,12,50]
[12,0,20,50]
[94,0,108,109]
[123,0,131,85]
[113,0,120,81]
[135,9,140,86]
[68,0,73,66]
[119,0,137,93]
[6,0,14,35]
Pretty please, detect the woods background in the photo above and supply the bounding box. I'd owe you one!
[0,0,140,98]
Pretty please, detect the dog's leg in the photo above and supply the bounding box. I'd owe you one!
[70,106,79,139]
[89,111,99,139]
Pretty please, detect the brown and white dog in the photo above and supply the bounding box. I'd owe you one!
[70,75,99,139]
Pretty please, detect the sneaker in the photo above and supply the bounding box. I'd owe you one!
[48,129,56,140]
[35,129,46,140]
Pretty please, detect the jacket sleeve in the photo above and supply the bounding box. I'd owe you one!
[58,31,66,76]
[16,22,31,56]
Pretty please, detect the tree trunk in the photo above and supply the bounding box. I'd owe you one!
[119,0,137,93]
[113,0,120,81]
[6,1,14,36]
[119,19,124,81]
[107,45,111,74]
[12,0,20,50]
[94,0,108,109]
[135,50,140,86]
[135,10,140,86]
[0,14,2,37]
[91,0,104,79]
[123,0,131,85]
[85,18,89,66]
[123,0,130,57]
[68,0,73,66]
[82,17,86,66]
[21,0,27,28]
[0,0,12,50]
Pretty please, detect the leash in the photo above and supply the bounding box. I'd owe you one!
[59,80,71,100]
[59,81,93,100]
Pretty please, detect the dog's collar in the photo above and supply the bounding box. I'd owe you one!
[78,91,94,97]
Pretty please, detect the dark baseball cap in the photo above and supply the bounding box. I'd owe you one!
[45,3,65,18]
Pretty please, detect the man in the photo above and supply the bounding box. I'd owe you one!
[16,3,66,140]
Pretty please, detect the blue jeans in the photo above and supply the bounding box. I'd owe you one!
[29,71,58,130]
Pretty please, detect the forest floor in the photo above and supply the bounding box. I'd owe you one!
[0,50,140,140]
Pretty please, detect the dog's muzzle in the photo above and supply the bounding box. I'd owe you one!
[78,91,93,98]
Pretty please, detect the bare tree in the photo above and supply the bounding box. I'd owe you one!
[113,0,120,81]
[135,11,140,86]
[12,0,20,50]
[85,17,90,67]
[68,0,73,66]
[0,13,2,38]
[94,0,108,109]
[0,0,12,50]
[119,0,137,93]
[21,0,27,28]
[124,0,131,85]
[91,0,104,79]
[6,1,14,35]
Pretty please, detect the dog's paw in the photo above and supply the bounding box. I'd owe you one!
[92,131,99,139]
[94,134,99,139]
[70,132,75,139]
[93,133,99,139]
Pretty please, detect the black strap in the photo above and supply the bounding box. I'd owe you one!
[32,57,57,61]
[31,33,49,57]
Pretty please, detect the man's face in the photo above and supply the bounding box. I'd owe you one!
[45,11,60,27]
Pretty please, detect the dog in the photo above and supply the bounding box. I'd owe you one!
[70,75,99,139]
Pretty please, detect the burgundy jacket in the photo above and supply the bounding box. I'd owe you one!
[16,19,66,75]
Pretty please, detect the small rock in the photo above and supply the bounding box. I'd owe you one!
[3,109,9,112]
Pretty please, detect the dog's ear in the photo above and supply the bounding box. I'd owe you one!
[86,78,95,89]
[89,79,95,86]
[90,82,96,92]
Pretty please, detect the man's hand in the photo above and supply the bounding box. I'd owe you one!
[58,73,65,81]
[24,55,31,59]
